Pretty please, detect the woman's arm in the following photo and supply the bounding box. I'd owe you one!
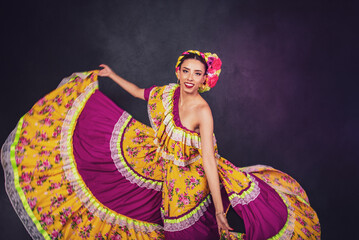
[98,64,145,100]
[198,105,233,236]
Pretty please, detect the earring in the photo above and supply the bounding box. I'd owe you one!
[177,79,180,85]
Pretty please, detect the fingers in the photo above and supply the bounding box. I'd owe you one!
[225,222,234,231]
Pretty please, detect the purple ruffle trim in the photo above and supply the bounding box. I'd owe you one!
[164,188,230,240]
[144,85,156,101]
[172,86,199,134]
[232,174,288,240]
[73,90,163,225]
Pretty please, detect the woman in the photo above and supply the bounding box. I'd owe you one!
[1,50,320,239]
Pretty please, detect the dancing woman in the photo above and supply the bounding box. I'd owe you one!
[1,50,320,239]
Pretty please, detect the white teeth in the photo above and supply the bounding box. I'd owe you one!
[184,83,194,87]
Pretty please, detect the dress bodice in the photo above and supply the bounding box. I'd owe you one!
[147,84,218,167]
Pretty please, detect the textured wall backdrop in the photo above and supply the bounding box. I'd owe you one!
[0,0,357,239]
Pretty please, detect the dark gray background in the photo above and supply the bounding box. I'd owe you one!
[1,0,358,239]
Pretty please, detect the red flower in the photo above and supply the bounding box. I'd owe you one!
[207,75,219,88]
[210,58,222,70]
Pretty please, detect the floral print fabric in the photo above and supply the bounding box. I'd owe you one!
[1,71,320,239]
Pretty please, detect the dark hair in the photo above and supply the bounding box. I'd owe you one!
[178,53,208,74]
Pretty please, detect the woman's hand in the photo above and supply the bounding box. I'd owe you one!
[98,64,115,78]
[216,213,233,238]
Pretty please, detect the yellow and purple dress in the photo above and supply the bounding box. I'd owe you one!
[1,71,320,239]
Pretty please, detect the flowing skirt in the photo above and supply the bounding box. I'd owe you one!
[1,71,320,239]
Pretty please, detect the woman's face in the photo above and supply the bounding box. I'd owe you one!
[176,59,206,93]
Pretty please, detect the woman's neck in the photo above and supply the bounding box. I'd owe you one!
[179,86,200,106]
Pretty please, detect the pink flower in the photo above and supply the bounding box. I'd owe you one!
[183,198,190,205]
[55,154,61,164]
[60,215,67,225]
[313,224,321,232]
[51,229,59,238]
[37,97,46,106]
[21,172,31,183]
[83,225,91,231]
[19,136,30,145]
[63,207,72,217]
[55,97,62,105]
[43,215,54,225]
[43,160,51,168]
[207,75,218,88]
[22,121,29,128]
[190,176,196,183]
[15,145,24,152]
[67,185,74,195]
[65,99,74,108]
[43,118,53,126]
[111,234,122,240]
[301,227,311,237]
[210,58,222,70]
[41,132,48,140]
[73,215,82,225]
[57,195,65,203]
[28,197,37,209]
[15,155,24,165]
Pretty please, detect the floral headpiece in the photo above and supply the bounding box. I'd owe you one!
[175,50,222,93]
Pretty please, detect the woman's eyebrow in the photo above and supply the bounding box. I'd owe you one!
[183,66,203,72]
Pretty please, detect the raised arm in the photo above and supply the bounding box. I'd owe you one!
[98,64,145,100]
[198,105,233,236]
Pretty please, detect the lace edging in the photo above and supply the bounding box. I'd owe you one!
[268,193,295,240]
[229,174,261,207]
[163,195,212,232]
[60,80,162,232]
[110,112,162,191]
[1,123,46,240]
[161,152,201,167]
[160,84,218,149]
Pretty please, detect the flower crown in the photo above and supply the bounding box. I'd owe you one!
[175,50,222,93]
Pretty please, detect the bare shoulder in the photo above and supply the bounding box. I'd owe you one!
[196,99,213,123]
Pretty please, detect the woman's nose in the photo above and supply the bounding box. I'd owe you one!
[188,72,194,81]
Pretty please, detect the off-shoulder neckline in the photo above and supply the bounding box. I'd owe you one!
[171,85,200,135]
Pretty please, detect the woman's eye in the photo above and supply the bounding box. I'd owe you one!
[196,73,201,76]
[183,70,188,73]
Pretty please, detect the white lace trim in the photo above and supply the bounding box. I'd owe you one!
[161,152,201,166]
[270,193,295,240]
[230,174,260,207]
[163,195,212,232]
[60,78,162,232]
[110,112,162,191]
[1,125,46,240]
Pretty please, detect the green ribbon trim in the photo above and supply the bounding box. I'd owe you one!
[64,82,159,229]
[163,194,211,224]
[10,117,51,240]
[267,191,294,240]
[116,115,162,188]
[228,174,256,201]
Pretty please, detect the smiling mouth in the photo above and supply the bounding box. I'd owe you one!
[184,82,194,88]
